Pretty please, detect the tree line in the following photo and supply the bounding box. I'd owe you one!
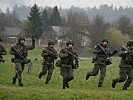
[0,4,133,55]
[24,4,133,54]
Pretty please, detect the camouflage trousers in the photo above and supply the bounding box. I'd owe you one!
[39,63,54,82]
[114,67,133,88]
[60,66,74,88]
[86,64,106,86]
[13,62,25,84]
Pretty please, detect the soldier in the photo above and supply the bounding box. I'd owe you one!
[112,41,133,90]
[59,40,79,89]
[0,38,7,62]
[10,36,35,86]
[86,39,117,87]
[38,40,58,84]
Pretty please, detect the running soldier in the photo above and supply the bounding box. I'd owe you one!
[86,39,117,87]
[38,40,58,84]
[58,40,79,89]
[112,41,133,90]
[10,36,35,86]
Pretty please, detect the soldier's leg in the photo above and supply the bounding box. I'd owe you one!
[65,67,73,88]
[21,63,25,71]
[68,67,74,82]
[39,64,48,79]
[112,68,127,88]
[15,62,23,86]
[45,64,54,84]
[123,68,133,90]
[98,65,106,87]
[86,64,100,80]
[12,73,18,85]
[61,67,68,89]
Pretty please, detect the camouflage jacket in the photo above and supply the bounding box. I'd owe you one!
[10,42,35,63]
[119,50,133,68]
[0,44,7,62]
[41,47,58,64]
[93,44,112,65]
[59,47,79,67]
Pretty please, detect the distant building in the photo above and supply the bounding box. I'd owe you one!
[0,27,22,43]
[42,26,68,45]
[42,26,91,46]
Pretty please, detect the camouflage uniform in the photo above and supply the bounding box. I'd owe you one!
[86,39,117,87]
[39,41,58,84]
[10,37,35,86]
[112,41,133,90]
[0,38,7,62]
[59,40,79,89]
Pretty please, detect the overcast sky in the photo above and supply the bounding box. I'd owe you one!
[0,0,133,12]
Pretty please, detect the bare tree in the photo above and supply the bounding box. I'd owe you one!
[65,11,89,53]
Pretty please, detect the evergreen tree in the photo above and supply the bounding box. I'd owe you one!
[42,9,49,32]
[49,6,61,26]
[28,4,43,39]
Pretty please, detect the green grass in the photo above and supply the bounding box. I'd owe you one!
[0,47,133,100]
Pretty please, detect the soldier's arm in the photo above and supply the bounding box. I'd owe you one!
[26,38,35,50]
[41,48,50,57]
[59,49,69,58]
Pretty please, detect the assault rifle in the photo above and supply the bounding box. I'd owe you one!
[122,46,133,53]
[64,48,83,61]
[96,44,117,65]
[44,48,57,57]
[12,46,30,64]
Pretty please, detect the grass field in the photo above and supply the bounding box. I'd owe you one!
[0,47,133,100]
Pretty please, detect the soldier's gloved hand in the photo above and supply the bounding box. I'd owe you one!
[112,50,118,55]
[124,51,129,54]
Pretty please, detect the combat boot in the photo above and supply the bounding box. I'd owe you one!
[45,80,49,84]
[18,79,23,87]
[112,79,117,88]
[38,73,42,79]
[12,77,16,85]
[98,84,102,88]
[86,74,90,80]
[19,83,23,86]
[62,86,65,89]
[65,82,70,88]
[62,82,66,89]
[122,87,128,90]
